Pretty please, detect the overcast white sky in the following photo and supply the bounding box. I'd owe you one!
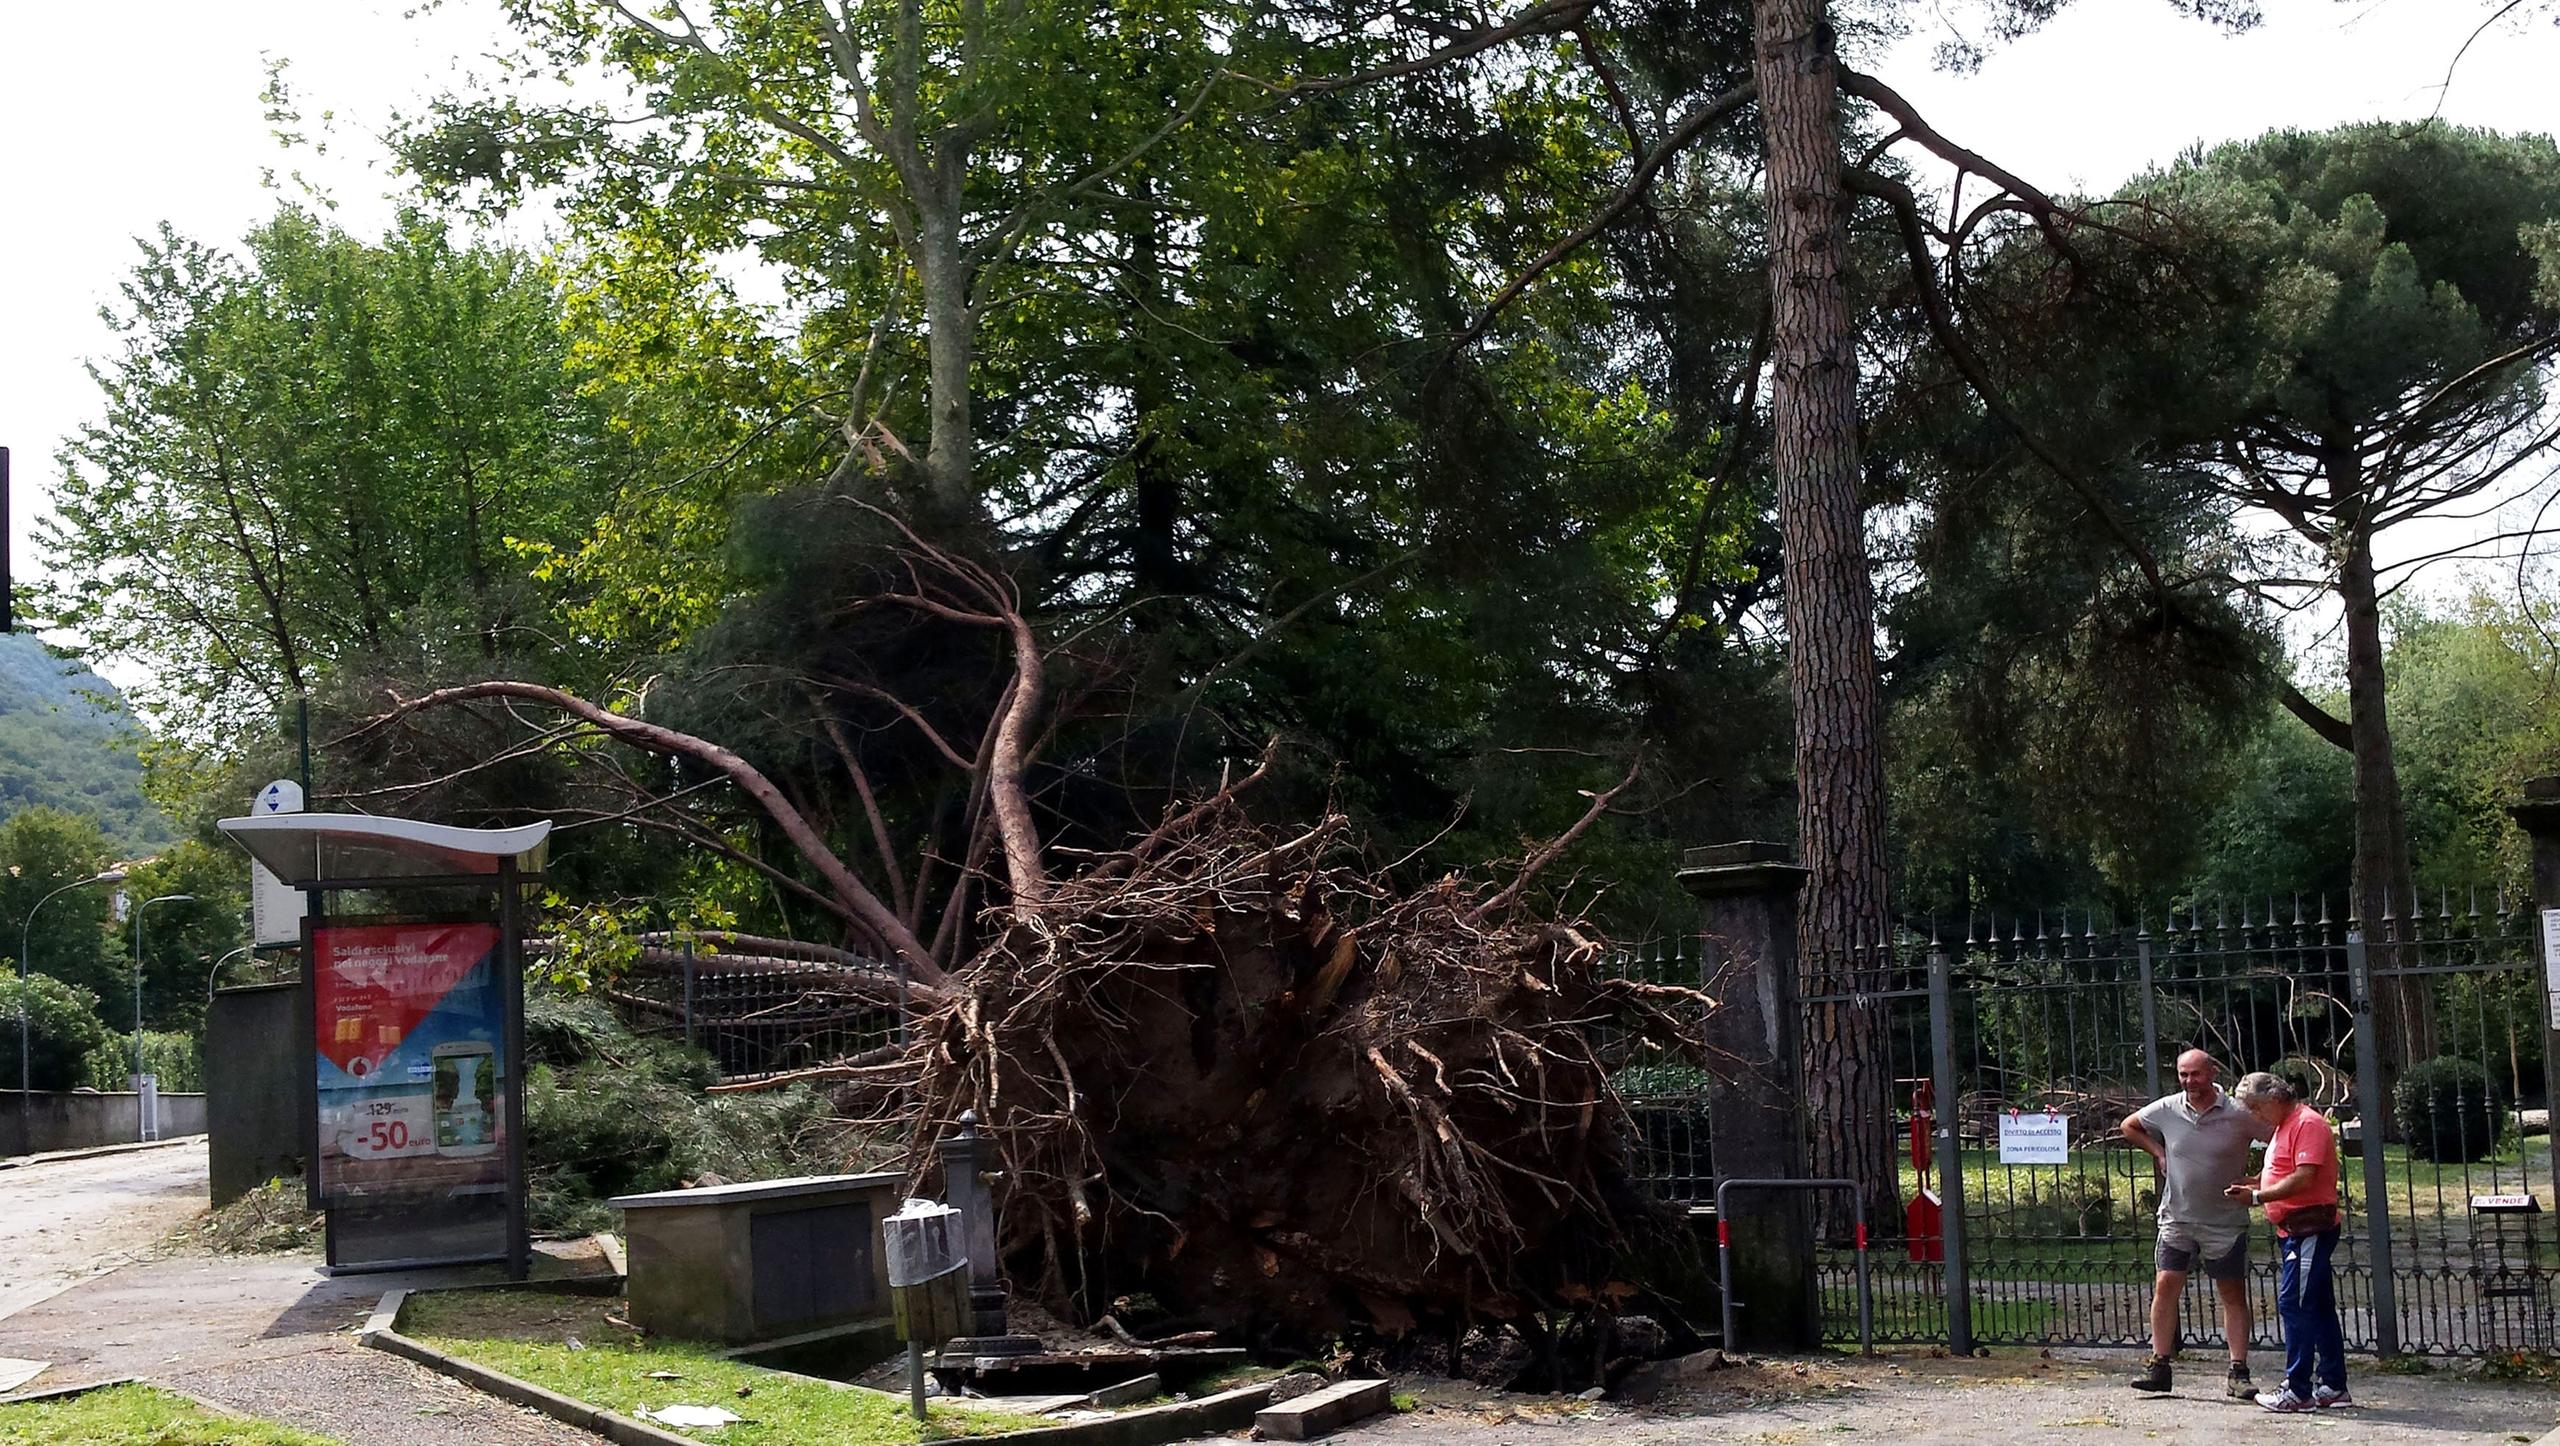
[0,0,2552,682]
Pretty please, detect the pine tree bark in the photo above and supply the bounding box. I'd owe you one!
[1753,0,1895,1229]
[2331,445,2435,1098]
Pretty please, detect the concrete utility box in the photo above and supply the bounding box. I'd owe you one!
[612,1172,903,1343]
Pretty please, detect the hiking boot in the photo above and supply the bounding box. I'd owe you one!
[2225,1364,2255,1400]
[2255,1387,2316,1413]
[2313,1385,2353,1409]
[2130,1355,2173,1393]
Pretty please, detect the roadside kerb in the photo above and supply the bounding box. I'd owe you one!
[0,1134,207,1171]
[0,1373,268,1425]
[367,1284,1288,1446]
[363,1322,699,1446]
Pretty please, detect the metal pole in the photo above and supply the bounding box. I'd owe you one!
[1713,1179,1871,1356]
[133,893,194,1144]
[2136,931,2162,1102]
[19,871,124,1149]
[499,861,531,1281]
[1928,947,1973,1355]
[681,938,697,1050]
[2347,930,2401,1357]
[206,945,253,1002]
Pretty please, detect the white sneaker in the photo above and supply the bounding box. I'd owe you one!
[2312,1385,2353,1409]
[2255,1387,2316,1413]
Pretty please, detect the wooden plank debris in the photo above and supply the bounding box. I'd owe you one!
[1253,1378,1391,1441]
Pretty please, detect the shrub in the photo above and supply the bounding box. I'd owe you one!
[2393,1055,2503,1163]
[0,973,114,1090]
[84,1029,202,1092]
[522,990,860,1231]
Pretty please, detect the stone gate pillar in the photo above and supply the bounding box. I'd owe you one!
[1679,840,1819,1352]
[2507,777,2560,1138]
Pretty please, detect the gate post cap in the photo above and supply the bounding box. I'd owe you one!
[1678,841,1807,899]
[2509,777,2560,832]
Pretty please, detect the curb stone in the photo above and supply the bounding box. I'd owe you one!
[0,1134,206,1171]
[372,1285,1286,1446]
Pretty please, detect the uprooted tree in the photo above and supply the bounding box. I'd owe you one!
[349,506,1713,1364]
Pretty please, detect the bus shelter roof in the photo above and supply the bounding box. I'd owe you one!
[217,812,550,888]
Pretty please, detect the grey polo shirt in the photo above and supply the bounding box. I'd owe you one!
[2135,1087,2269,1234]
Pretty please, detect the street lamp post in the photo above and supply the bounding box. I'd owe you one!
[15,868,127,1153]
[132,893,194,1143]
[205,944,254,1002]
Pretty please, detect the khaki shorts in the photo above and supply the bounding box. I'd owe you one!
[2156,1220,2250,1280]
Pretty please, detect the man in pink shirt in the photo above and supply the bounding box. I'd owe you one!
[2225,1071,2350,1412]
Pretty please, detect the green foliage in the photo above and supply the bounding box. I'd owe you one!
[522,993,854,1229]
[0,973,113,1091]
[2191,593,2560,900]
[116,839,247,1033]
[47,206,621,757]
[2392,1055,2503,1164]
[0,808,122,1013]
[84,1029,202,1093]
[0,636,166,851]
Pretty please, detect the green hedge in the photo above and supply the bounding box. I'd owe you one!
[2393,1055,2503,1163]
[0,973,114,1090]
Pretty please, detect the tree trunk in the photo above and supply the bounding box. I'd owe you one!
[2335,497,2435,1094]
[1753,0,1895,1231]
[1129,171,1183,598]
[920,197,977,514]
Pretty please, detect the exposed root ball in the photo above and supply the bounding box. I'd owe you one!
[851,806,1714,1341]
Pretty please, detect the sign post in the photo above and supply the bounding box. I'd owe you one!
[885,1201,970,1421]
[251,780,309,949]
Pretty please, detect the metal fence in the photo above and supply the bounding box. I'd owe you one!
[610,942,905,1083]
[1599,938,1715,1205]
[1806,894,2557,1358]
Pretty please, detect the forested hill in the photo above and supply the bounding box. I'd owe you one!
[0,634,166,849]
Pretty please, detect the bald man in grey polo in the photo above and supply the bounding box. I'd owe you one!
[2137,1088,2262,1264]
[2122,1049,2273,1395]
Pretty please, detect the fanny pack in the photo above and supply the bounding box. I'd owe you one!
[2279,1203,2342,1234]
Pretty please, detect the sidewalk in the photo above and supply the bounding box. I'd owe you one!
[0,1242,611,1445]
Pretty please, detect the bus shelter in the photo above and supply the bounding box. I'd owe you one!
[217,811,550,1277]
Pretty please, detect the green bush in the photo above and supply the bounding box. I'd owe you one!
[0,973,114,1090]
[84,1029,202,1092]
[523,991,858,1231]
[2393,1055,2503,1163]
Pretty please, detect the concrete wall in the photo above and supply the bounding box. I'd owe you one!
[206,981,307,1205]
[0,1089,208,1157]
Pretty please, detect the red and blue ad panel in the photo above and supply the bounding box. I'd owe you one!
[312,921,506,1203]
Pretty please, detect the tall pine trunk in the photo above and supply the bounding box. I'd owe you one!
[2331,447,2435,1107]
[1754,0,1896,1230]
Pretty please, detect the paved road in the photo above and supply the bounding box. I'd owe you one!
[0,1139,209,1323]
[0,1140,592,1442]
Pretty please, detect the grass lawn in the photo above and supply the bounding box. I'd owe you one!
[0,1384,335,1446]
[1900,1135,2556,1248]
[400,1289,1022,1445]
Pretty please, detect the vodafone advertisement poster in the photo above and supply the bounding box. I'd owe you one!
[312,921,506,1203]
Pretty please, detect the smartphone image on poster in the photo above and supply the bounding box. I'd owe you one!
[432,1042,498,1156]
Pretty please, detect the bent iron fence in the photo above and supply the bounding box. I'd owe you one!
[608,937,905,1083]
[1802,895,2557,1358]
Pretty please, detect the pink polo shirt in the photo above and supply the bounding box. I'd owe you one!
[2262,1104,2339,1235]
